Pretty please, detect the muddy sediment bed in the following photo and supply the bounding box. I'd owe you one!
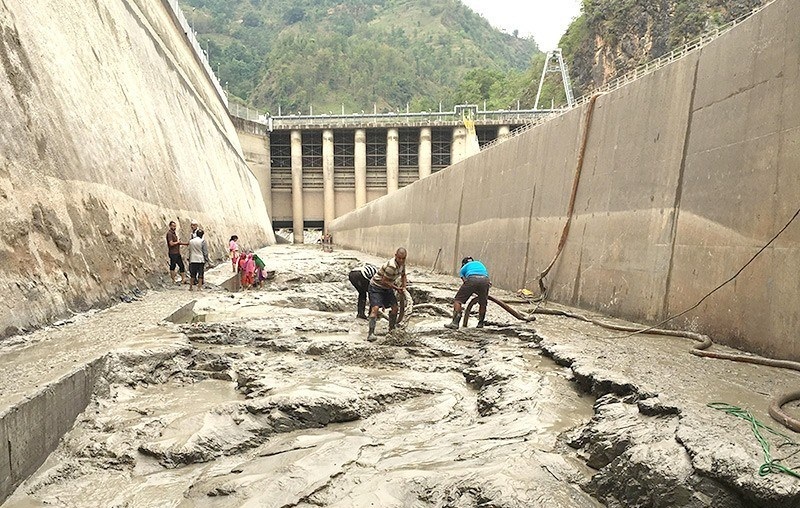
[5,245,800,507]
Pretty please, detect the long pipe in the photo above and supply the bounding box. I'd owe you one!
[462,295,536,327]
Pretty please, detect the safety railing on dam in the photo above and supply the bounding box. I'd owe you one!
[573,0,776,107]
[163,0,227,107]
[227,102,561,131]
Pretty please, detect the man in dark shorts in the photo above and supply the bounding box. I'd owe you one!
[188,229,209,291]
[445,256,491,329]
[367,248,407,341]
[348,263,378,319]
[165,220,188,284]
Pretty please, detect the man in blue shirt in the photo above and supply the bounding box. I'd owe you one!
[445,256,491,329]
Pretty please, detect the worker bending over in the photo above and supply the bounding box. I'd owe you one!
[446,256,491,329]
[367,248,407,341]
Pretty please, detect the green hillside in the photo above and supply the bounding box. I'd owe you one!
[180,0,542,113]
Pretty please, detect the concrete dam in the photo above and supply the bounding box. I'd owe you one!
[331,0,800,363]
[0,0,275,338]
[0,0,799,505]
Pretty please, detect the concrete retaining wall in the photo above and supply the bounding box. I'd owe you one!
[331,0,800,361]
[0,0,274,336]
[0,358,104,502]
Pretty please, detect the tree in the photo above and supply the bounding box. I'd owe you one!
[283,7,305,25]
[453,68,504,104]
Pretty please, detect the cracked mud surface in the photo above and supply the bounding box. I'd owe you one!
[6,245,800,507]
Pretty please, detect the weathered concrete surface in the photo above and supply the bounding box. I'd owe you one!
[551,55,698,322]
[666,0,800,360]
[0,357,104,502]
[330,0,800,361]
[0,0,274,338]
[3,245,800,506]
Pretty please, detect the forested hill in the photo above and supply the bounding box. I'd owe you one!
[559,0,769,95]
[181,0,541,114]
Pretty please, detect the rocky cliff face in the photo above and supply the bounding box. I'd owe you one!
[563,0,768,94]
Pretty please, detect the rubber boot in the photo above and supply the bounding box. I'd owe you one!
[476,312,486,328]
[445,311,462,329]
[388,313,397,331]
[367,317,377,342]
[356,293,368,319]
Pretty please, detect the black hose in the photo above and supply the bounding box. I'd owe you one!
[462,295,536,327]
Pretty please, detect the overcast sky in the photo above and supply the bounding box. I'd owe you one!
[459,0,582,51]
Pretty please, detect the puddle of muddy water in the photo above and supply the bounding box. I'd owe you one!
[7,248,602,508]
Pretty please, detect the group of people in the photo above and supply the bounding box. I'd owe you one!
[165,220,209,291]
[167,221,490,328]
[229,235,269,289]
[349,248,491,341]
[320,233,334,252]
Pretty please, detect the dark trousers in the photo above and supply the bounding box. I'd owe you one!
[348,270,370,316]
[188,262,205,284]
[455,275,491,306]
[169,253,185,273]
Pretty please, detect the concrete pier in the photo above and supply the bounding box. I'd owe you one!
[238,118,520,232]
[291,130,304,244]
[419,127,432,179]
[451,126,467,164]
[323,129,335,233]
[497,125,510,142]
[386,128,399,194]
[355,129,367,208]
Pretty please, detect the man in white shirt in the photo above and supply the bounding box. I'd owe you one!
[188,229,209,291]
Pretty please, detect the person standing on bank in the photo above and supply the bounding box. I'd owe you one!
[349,263,378,319]
[367,248,407,341]
[189,220,200,239]
[188,229,210,291]
[229,235,239,272]
[445,256,491,329]
[166,220,188,284]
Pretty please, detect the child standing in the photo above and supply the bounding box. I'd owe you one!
[229,235,239,272]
